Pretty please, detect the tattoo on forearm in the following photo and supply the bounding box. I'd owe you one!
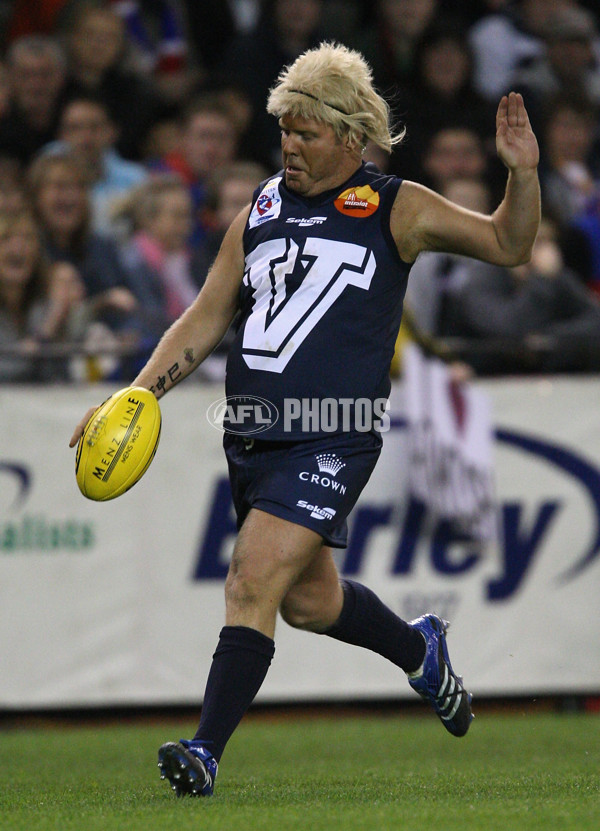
[149,362,182,395]
[184,348,194,364]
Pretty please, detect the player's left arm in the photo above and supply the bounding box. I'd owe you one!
[392,93,541,266]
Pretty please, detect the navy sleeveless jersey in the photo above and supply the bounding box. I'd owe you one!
[224,162,412,439]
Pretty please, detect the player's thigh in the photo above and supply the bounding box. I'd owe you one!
[227,507,324,598]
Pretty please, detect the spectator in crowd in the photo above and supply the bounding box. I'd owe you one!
[512,4,600,128]
[142,117,183,165]
[351,0,439,96]
[197,160,268,278]
[150,94,240,244]
[420,125,489,194]
[60,1,164,160]
[468,0,561,102]
[194,160,268,379]
[444,217,600,373]
[45,94,148,238]
[2,0,597,383]
[405,176,493,338]
[389,175,487,381]
[391,18,496,181]
[4,0,244,80]
[218,0,324,167]
[0,206,84,381]
[0,36,67,166]
[198,73,255,158]
[111,0,202,109]
[27,150,139,333]
[538,95,600,225]
[404,19,495,138]
[117,174,206,348]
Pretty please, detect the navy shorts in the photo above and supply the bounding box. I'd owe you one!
[223,430,382,548]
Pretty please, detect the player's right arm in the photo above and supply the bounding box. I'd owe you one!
[69,205,250,448]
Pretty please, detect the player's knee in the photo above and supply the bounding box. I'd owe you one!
[224,568,261,611]
[279,590,328,632]
[279,594,307,629]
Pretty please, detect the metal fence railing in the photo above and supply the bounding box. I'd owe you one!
[1,335,600,383]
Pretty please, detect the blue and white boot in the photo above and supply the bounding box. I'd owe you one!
[407,614,474,737]
[158,740,218,796]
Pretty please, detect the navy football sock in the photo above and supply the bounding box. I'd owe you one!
[322,579,425,673]
[192,625,275,761]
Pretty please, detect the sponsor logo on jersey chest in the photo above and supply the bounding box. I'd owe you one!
[334,185,380,217]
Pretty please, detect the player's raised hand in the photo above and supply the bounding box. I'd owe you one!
[496,92,539,172]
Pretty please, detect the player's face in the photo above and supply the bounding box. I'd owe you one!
[279,114,356,197]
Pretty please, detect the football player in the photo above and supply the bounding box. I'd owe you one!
[71,42,540,796]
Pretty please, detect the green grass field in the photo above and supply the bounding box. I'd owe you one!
[1,710,598,830]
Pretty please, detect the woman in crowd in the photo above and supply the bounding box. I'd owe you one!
[0,205,83,381]
[27,149,145,377]
[117,174,206,350]
[27,149,139,325]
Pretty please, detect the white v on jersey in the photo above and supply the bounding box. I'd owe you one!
[225,162,412,439]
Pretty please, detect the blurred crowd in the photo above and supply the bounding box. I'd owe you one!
[1,0,600,383]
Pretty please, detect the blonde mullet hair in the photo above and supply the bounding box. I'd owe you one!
[267,42,404,153]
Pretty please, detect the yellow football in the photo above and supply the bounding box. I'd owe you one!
[75,386,161,501]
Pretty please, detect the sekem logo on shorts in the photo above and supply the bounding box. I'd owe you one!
[296,499,336,521]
